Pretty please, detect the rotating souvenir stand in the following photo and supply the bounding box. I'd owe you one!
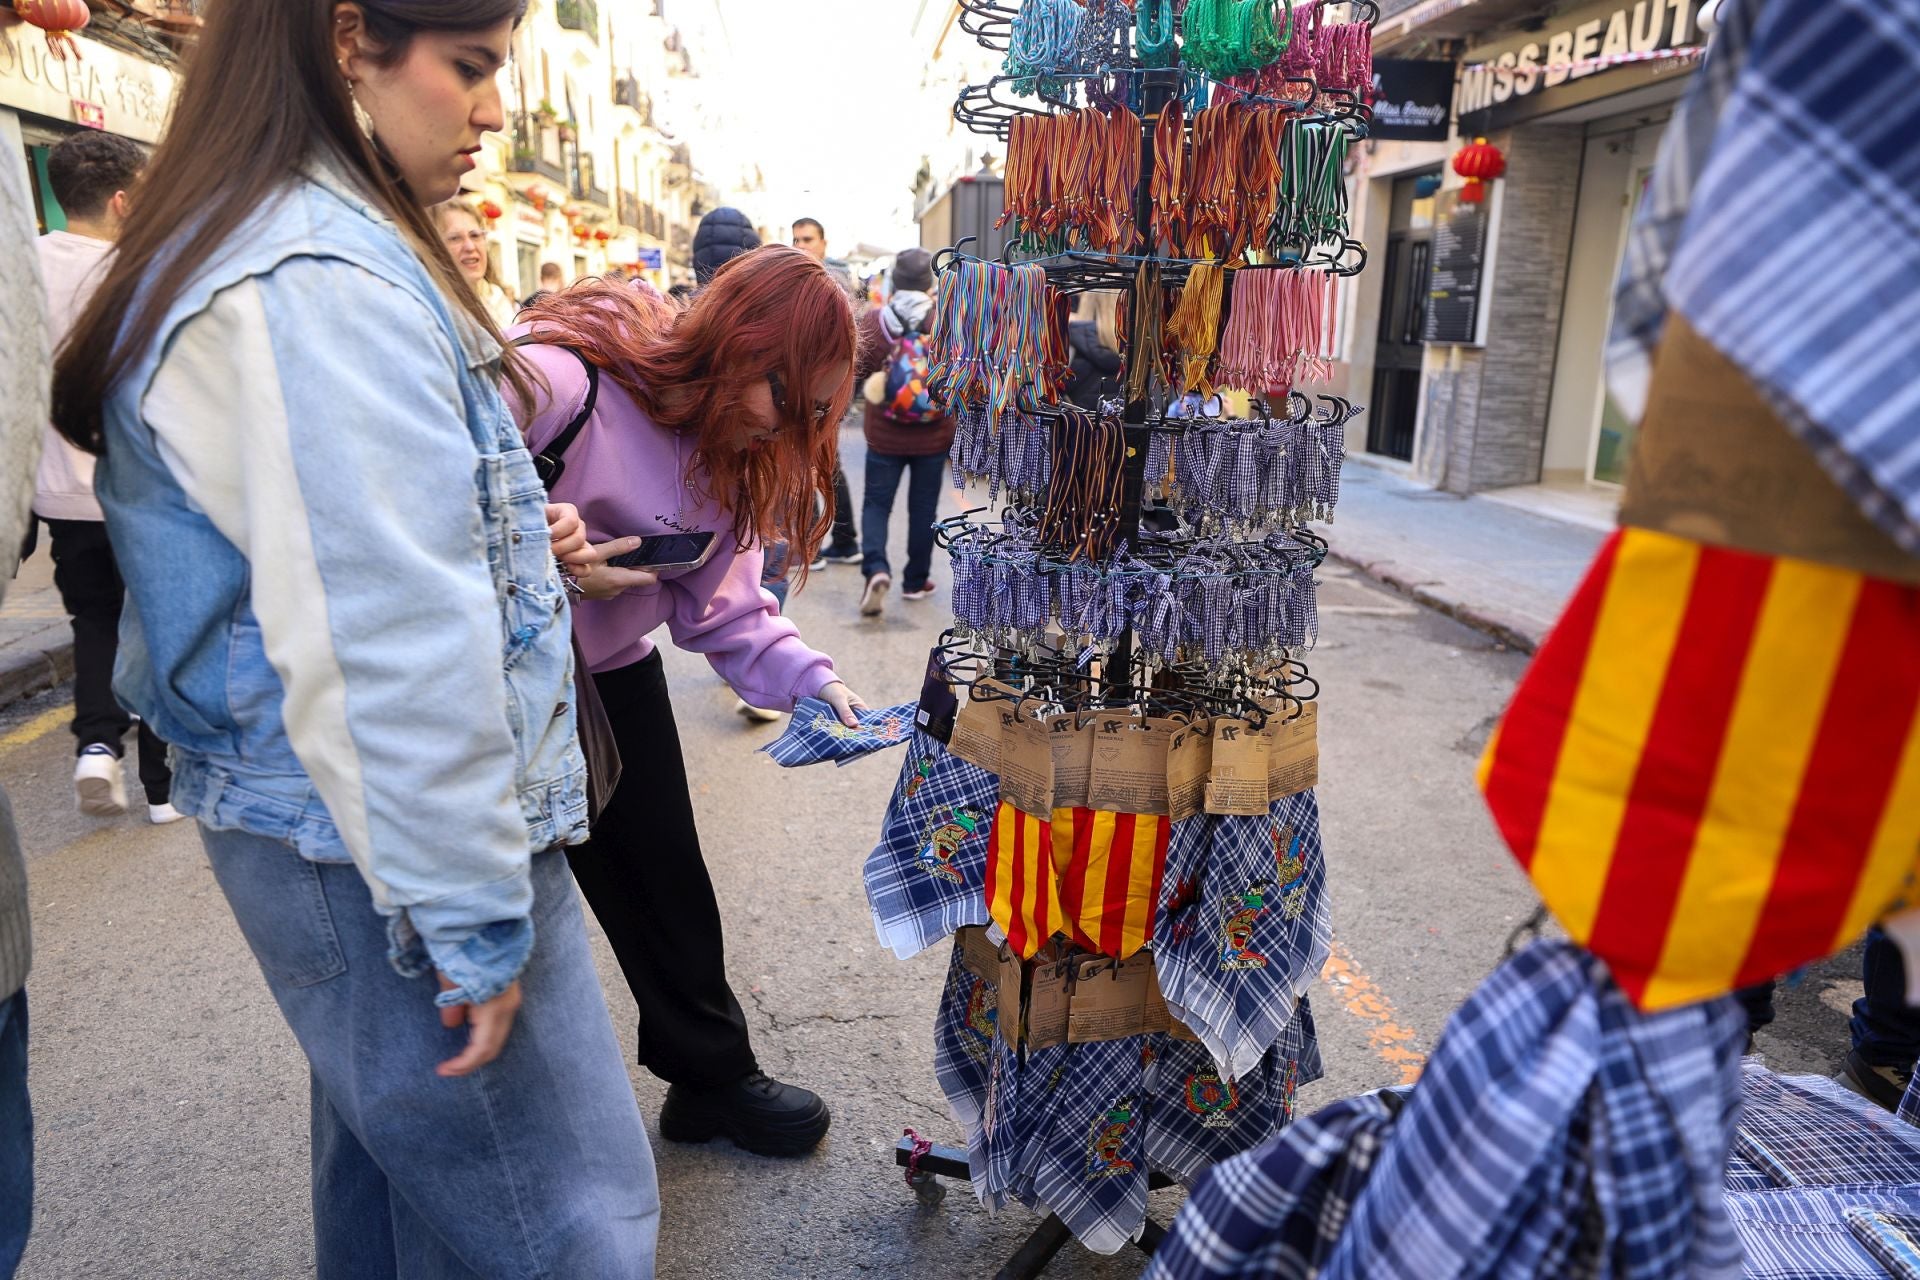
[879,7,1373,1276]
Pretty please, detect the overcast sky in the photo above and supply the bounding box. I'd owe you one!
[669,0,932,253]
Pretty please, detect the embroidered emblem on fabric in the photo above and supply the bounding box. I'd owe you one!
[1277,1057,1301,1126]
[1219,888,1270,970]
[1086,1097,1140,1179]
[918,804,986,883]
[1272,823,1309,921]
[1184,1069,1240,1129]
[962,976,996,1063]
[812,710,907,742]
[905,757,935,799]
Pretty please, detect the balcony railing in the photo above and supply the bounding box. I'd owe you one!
[556,0,599,41]
[618,191,643,232]
[509,114,568,183]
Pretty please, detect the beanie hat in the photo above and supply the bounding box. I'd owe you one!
[893,247,935,295]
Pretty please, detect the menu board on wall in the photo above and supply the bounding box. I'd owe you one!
[1423,190,1487,346]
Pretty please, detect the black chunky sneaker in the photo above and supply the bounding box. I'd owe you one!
[659,1071,831,1157]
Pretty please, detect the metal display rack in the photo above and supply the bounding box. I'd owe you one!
[884,5,1377,1274]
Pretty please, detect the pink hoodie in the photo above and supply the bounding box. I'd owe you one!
[510,338,838,707]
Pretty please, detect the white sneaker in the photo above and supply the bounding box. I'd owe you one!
[74,743,128,817]
[860,572,890,617]
[148,802,187,825]
[734,697,782,724]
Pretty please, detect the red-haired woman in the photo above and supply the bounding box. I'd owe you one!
[512,246,866,1156]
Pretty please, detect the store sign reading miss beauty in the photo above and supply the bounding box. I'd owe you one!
[1456,0,1700,134]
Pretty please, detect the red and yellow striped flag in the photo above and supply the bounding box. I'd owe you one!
[1480,528,1920,1009]
[986,801,1064,959]
[1051,807,1173,960]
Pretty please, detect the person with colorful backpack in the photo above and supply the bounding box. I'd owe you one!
[853,247,951,617]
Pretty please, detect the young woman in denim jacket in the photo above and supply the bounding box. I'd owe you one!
[514,252,869,1157]
[50,1,657,1272]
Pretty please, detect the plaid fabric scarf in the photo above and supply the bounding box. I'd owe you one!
[1157,792,1333,1079]
[862,732,997,959]
[760,698,916,766]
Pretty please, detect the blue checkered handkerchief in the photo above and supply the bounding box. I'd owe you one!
[932,934,998,1140]
[1145,1088,1409,1280]
[861,732,997,960]
[760,699,916,767]
[1319,939,1748,1280]
[1157,793,1333,1080]
[1146,996,1324,1189]
[1736,1061,1920,1189]
[1726,1186,1920,1280]
[1028,1038,1153,1255]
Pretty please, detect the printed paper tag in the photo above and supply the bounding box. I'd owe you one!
[1048,715,1096,811]
[1068,953,1156,1043]
[997,941,1024,1045]
[1166,719,1213,823]
[950,680,1017,775]
[959,926,1001,982]
[1088,716,1174,815]
[1000,709,1056,818]
[1027,958,1074,1049]
[916,647,960,743]
[1266,702,1319,798]
[1205,717,1271,815]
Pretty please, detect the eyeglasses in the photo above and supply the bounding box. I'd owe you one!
[766,371,832,427]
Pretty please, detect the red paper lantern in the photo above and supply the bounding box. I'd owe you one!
[529,189,548,211]
[574,225,590,242]
[1452,136,1506,205]
[17,0,89,60]
[593,229,610,243]
[477,199,504,224]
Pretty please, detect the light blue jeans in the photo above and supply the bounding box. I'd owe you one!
[0,991,29,1280]
[200,828,658,1278]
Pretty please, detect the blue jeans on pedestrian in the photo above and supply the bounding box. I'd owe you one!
[1851,925,1920,1069]
[200,827,659,1278]
[762,540,791,612]
[0,991,30,1280]
[861,451,947,588]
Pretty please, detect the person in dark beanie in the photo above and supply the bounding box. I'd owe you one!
[691,206,760,284]
[851,247,951,616]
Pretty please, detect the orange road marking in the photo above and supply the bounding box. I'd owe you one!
[1321,939,1426,1085]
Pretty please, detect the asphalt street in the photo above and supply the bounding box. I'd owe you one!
[2,435,1869,1279]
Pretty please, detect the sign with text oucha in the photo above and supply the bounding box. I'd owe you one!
[1369,60,1455,141]
[1456,0,1701,135]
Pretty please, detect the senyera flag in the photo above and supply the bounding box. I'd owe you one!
[1052,807,1172,960]
[1479,527,1920,1010]
[986,800,1064,959]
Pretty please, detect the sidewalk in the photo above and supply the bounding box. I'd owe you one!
[1327,459,1610,652]
[1,544,73,707]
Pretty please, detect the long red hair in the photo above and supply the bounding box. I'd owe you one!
[519,246,856,566]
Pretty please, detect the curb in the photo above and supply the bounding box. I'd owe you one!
[0,642,74,713]
[1328,551,1544,655]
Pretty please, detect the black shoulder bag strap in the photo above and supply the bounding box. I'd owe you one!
[510,338,599,490]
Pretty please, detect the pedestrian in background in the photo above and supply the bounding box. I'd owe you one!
[31,131,179,825]
[1,106,51,1280]
[1065,290,1124,412]
[521,258,564,309]
[853,246,951,616]
[432,196,517,327]
[48,1,658,1273]
[512,248,868,1157]
[790,215,862,567]
[690,208,793,721]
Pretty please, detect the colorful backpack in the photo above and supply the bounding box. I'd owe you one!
[882,311,943,425]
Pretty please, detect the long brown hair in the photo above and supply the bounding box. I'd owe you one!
[51,0,528,455]
[519,247,856,567]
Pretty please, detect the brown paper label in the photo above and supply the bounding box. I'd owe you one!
[1621,314,1920,585]
[1166,719,1213,823]
[1027,959,1074,1049]
[959,926,1001,982]
[1266,702,1319,798]
[1048,715,1095,811]
[1205,717,1272,815]
[1088,716,1174,815]
[1000,710,1056,818]
[1143,967,1172,1034]
[1068,953,1156,1043]
[997,942,1024,1044]
[950,680,1018,775]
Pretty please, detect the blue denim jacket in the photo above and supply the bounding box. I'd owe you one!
[95,161,587,1004]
